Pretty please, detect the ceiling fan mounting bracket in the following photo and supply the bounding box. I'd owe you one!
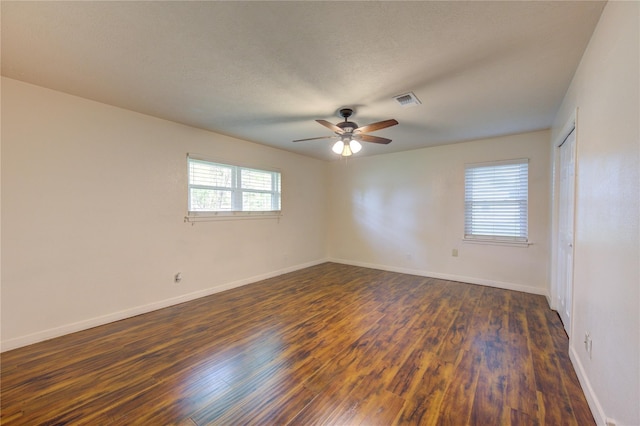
[338,108,354,120]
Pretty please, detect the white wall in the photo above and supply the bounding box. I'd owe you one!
[328,130,551,295]
[1,77,328,350]
[551,2,639,425]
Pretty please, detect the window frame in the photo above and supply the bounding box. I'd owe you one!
[186,155,282,220]
[463,158,529,245]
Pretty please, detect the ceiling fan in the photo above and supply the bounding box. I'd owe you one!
[293,108,398,157]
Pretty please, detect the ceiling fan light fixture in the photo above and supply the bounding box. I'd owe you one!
[341,143,353,157]
[333,139,361,157]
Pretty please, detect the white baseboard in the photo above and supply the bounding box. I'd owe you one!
[0,258,329,352]
[2,258,550,352]
[4,258,604,422]
[328,257,550,297]
[569,344,607,425]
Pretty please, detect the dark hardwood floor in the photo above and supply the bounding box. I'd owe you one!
[1,262,593,425]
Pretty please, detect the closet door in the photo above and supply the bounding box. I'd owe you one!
[557,127,576,335]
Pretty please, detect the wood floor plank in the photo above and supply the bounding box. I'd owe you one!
[435,349,482,425]
[469,314,510,424]
[527,306,579,425]
[437,284,485,363]
[393,353,455,425]
[544,309,595,426]
[1,263,594,425]
[190,346,323,424]
[505,292,540,419]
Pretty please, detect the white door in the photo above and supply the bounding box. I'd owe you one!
[557,128,576,335]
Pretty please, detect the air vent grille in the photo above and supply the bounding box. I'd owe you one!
[393,92,421,107]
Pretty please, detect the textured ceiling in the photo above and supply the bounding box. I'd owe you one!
[1,1,605,160]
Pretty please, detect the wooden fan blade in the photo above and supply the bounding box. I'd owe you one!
[293,135,338,142]
[316,119,344,134]
[354,119,398,134]
[356,134,392,145]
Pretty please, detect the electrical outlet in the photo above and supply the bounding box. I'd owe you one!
[584,332,592,359]
[452,248,458,257]
[584,332,589,351]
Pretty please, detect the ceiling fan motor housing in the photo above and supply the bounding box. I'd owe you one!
[337,121,358,133]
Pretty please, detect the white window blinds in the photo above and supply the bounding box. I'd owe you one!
[188,157,281,214]
[464,159,528,242]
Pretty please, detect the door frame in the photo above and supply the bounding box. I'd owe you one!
[550,109,578,338]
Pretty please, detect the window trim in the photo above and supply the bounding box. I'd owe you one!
[463,158,529,245]
[186,154,282,220]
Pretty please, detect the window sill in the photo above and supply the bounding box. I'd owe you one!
[185,212,282,223]
[462,238,532,247]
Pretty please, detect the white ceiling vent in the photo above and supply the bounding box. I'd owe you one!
[393,92,421,107]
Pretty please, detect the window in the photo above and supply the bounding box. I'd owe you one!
[464,159,528,243]
[188,157,281,216]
